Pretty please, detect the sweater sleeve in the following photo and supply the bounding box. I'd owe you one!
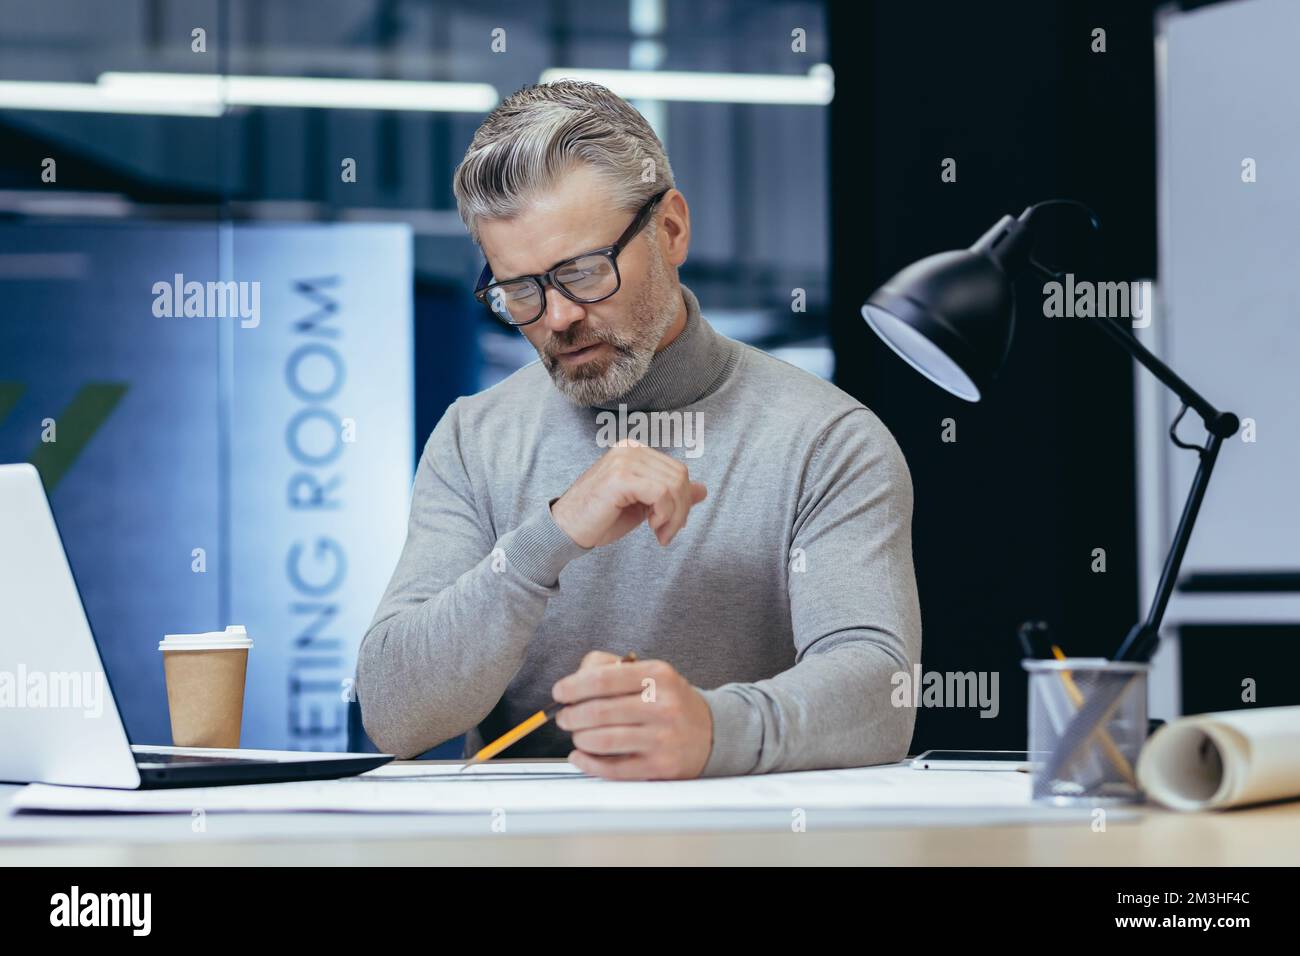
[695,407,922,776]
[355,399,591,757]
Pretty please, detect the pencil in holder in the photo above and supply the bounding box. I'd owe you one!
[1023,658,1151,804]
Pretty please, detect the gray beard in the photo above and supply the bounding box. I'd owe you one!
[540,250,680,408]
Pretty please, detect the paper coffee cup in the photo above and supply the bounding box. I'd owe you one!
[159,626,253,748]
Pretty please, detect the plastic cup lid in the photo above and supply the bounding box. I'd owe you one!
[159,625,253,652]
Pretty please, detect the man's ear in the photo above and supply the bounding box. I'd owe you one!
[658,189,691,268]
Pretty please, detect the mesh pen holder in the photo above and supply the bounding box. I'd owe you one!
[1024,658,1150,805]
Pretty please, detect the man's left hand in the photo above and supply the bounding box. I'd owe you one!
[551,651,713,780]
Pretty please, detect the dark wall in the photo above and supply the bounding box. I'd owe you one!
[829,0,1160,750]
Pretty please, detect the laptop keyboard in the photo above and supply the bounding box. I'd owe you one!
[133,750,267,765]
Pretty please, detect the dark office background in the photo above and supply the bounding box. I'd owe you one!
[831,0,1161,750]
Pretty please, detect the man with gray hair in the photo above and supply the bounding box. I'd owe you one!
[356,80,922,779]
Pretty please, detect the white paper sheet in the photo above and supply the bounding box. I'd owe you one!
[365,762,587,779]
[10,763,1033,815]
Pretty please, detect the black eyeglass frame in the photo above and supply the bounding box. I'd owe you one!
[473,188,670,327]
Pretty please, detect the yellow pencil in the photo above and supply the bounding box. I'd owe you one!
[459,652,638,772]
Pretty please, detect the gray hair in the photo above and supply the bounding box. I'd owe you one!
[453,80,675,244]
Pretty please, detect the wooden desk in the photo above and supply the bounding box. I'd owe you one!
[2,760,1297,865]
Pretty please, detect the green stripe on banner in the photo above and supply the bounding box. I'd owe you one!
[29,383,129,492]
[0,382,25,424]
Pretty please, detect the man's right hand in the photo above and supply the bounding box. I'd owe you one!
[550,439,707,549]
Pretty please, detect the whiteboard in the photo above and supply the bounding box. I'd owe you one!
[1143,0,1300,716]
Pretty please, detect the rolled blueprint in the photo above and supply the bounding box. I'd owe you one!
[1136,706,1300,810]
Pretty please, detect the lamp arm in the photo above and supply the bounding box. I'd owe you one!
[1083,314,1240,661]
[1087,313,1239,439]
[1113,429,1225,662]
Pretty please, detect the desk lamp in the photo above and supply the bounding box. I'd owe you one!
[860,200,1240,664]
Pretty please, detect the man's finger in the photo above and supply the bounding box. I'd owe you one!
[552,659,657,703]
[666,475,698,542]
[568,750,657,781]
[650,491,679,544]
[638,465,689,543]
[570,724,656,756]
[609,470,674,540]
[578,650,621,670]
[557,693,654,732]
[643,467,705,545]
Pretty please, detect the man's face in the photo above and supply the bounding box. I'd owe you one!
[477,165,687,407]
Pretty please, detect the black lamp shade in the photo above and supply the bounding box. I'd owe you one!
[861,238,1020,403]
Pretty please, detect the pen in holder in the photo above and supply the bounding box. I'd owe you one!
[1023,658,1150,804]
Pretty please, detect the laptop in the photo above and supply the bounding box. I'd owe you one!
[0,463,393,789]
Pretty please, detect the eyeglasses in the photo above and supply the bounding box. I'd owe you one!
[473,189,669,327]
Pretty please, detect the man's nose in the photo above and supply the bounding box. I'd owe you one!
[542,285,587,333]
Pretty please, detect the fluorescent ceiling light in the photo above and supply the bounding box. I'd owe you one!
[0,74,498,115]
[0,80,221,116]
[98,72,498,113]
[538,64,834,105]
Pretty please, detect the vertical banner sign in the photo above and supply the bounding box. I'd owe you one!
[0,222,413,751]
[230,225,413,751]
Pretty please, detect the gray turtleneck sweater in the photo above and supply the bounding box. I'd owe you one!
[356,285,922,776]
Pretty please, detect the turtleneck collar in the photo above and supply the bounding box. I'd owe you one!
[591,284,739,412]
